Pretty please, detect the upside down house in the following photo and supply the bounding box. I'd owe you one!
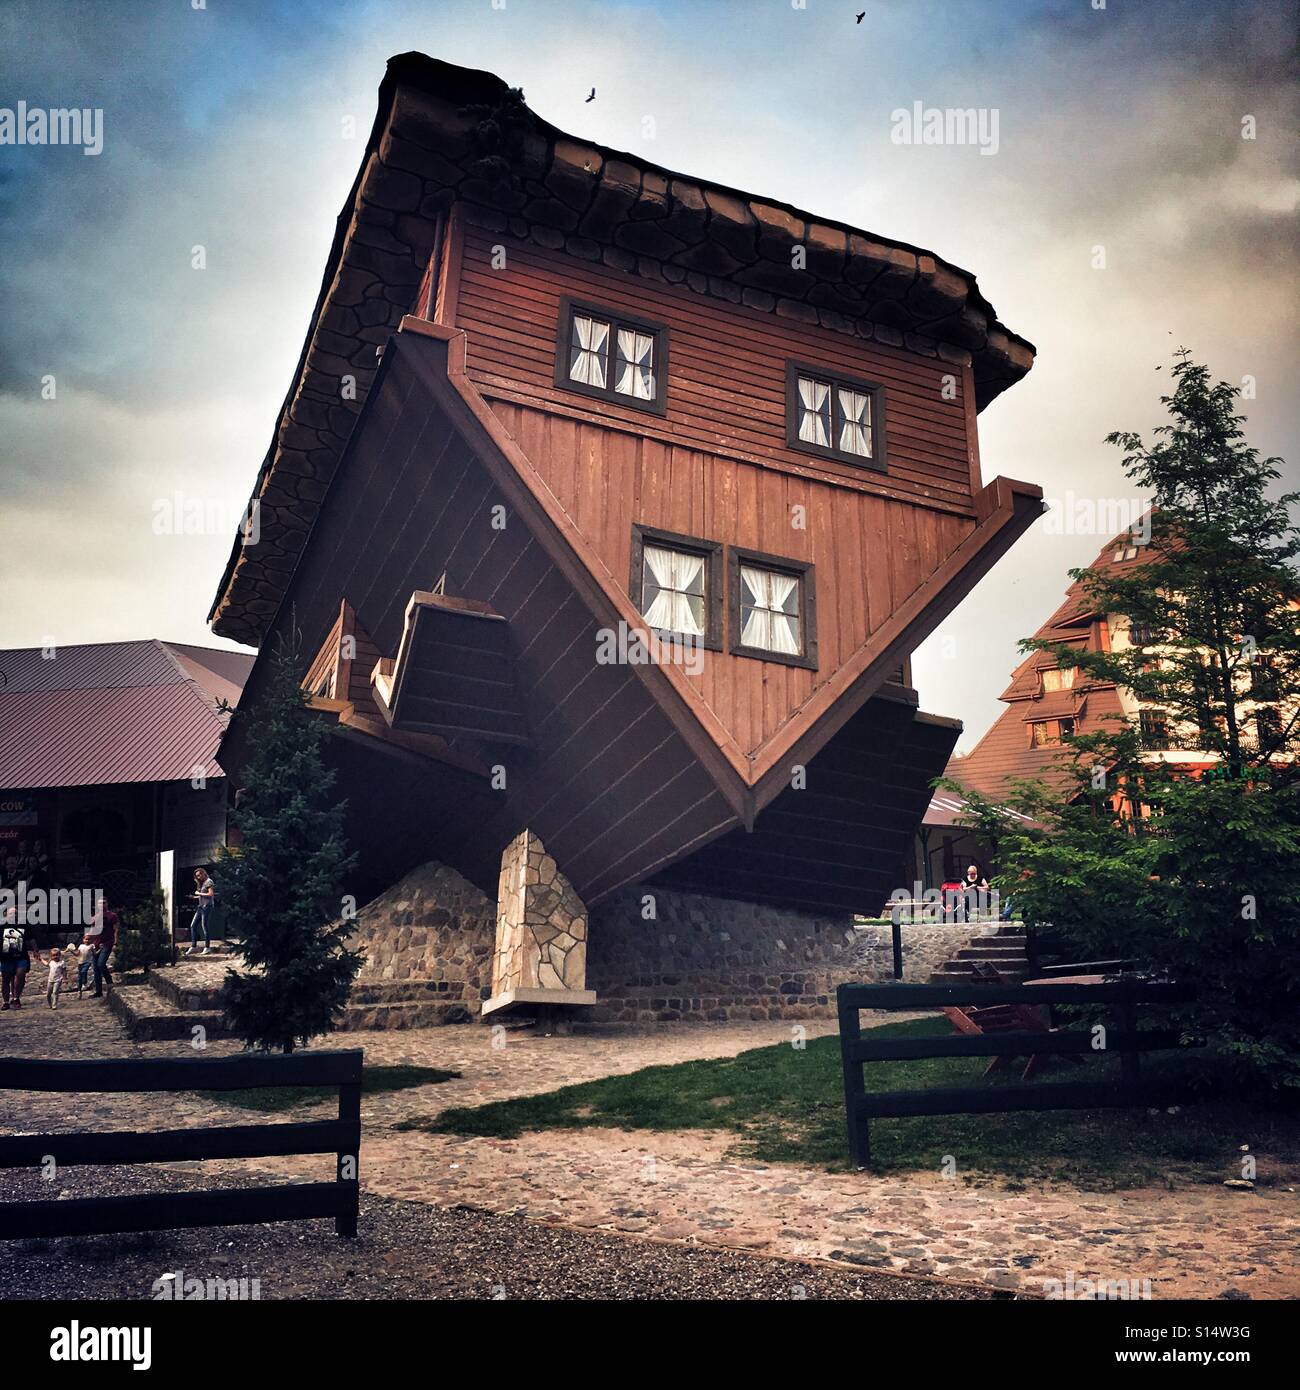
[211,55,1043,1026]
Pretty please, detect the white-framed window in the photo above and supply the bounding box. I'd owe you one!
[1041,666,1075,693]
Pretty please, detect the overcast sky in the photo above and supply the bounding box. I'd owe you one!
[1,0,1295,749]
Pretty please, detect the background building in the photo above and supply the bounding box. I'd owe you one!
[0,640,252,934]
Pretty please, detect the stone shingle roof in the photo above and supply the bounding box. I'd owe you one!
[209,52,1037,647]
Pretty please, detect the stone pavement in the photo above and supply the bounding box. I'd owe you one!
[4,993,1297,1299]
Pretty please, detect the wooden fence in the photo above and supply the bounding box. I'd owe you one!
[0,1050,362,1239]
[837,981,1196,1167]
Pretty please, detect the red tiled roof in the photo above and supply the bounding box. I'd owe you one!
[946,527,1147,801]
[0,640,254,791]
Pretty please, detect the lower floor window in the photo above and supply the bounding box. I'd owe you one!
[729,549,816,668]
[738,564,802,656]
[641,543,707,638]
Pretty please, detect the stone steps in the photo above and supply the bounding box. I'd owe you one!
[339,1000,473,1030]
[928,923,1031,984]
[929,964,1029,983]
[106,983,231,1042]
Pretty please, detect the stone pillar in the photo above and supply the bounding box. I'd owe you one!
[481,829,597,1019]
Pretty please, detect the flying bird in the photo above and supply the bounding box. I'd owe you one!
[585,87,596,103]
[856,11,865,21]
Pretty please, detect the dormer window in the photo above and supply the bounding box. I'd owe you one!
[630,526,721,649]
[786,362,885,469]
[729,547,817,669]
[1040,666,1075,693]
[1030,717,1075,747]
[556,299,668,414]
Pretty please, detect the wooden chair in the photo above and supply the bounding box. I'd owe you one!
[943,964,1079,1081]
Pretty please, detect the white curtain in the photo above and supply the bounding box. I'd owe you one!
[798,377,831,445]
[837,387,872,457]
[570,314,609,387]
[616,328,655,399]
[643,545,705,635]
[740,565,800,654]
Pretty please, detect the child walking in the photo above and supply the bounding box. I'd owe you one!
[45,948,67,1010]
[75,939,94,996]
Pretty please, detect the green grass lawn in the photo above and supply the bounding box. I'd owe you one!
[405,1020,1300,1190]
[210,1064,461,1113]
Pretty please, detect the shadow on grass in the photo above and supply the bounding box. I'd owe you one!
[210,1064,461,1113]
[400,1020,1300,1190]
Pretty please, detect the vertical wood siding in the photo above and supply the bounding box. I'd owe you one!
[452,228,978,758]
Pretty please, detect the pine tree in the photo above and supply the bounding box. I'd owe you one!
[219,637,362,1053]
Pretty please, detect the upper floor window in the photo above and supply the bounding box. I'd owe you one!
[1040,666,1076,693]
[555,298,668,414]
[630,525,722,649]
[785,362,885,470]
[729,547,817,669]
[1140,710,1170,751]
[1251,657,1280,701]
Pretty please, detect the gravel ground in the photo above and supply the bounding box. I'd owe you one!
[1,1167,993,1301]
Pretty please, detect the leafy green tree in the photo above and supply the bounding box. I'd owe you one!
[946,354,1300,1089]
[1028,350,1299,777]
[219,638,361,1053]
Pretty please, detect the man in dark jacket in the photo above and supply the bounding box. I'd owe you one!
[1,907,31,1009]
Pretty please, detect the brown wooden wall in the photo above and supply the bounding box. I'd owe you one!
[252,335,737,904]
[448,225,980,760]
[455,226,978,513]
[491,399,970,756]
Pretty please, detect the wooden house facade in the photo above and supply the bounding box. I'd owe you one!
[211,55,1043,1022]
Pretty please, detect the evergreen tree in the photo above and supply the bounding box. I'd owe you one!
[219,637,361,1053]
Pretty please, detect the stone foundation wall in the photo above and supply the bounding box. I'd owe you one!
[346,862,997,1027]
[346,860,496,1026]
[587,886,998,1023]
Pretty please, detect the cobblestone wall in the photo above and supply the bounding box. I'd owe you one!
[586,886,994,1023]
[348,862,992,1027]
[347,860,496,1026]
